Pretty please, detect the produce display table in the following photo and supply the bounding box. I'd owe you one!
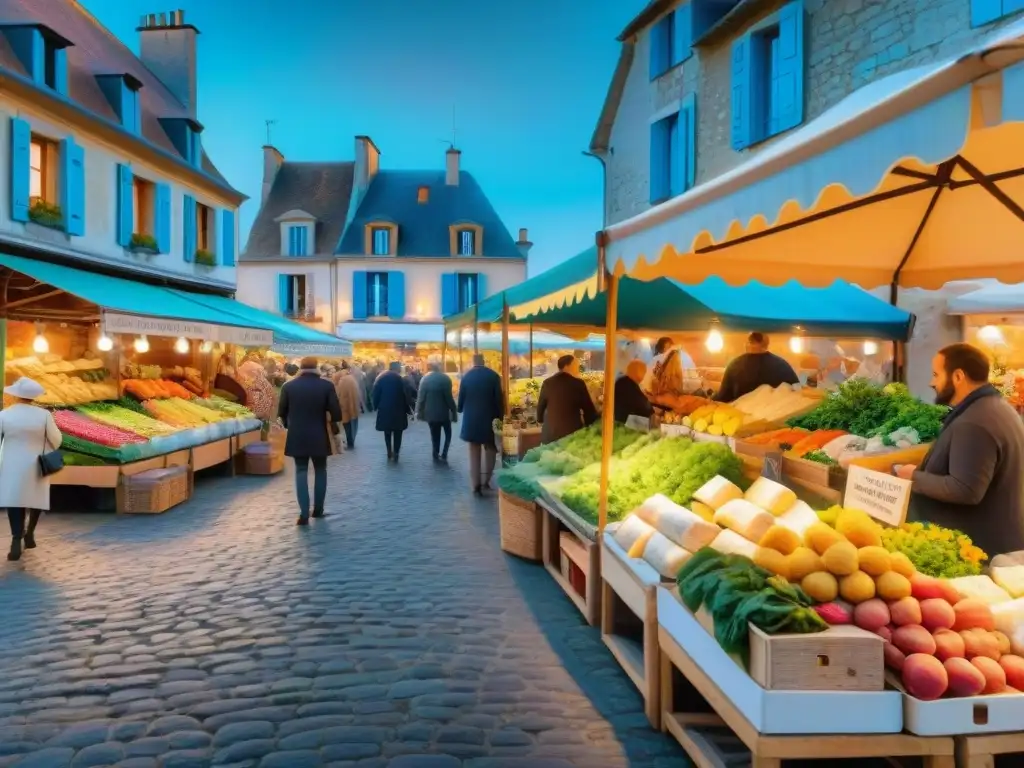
[956,732,1024,768]
[538,495,601,626]
[657,586,956,768]
[601,527,664,727]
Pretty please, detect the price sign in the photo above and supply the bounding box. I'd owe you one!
[844,465,912,526]
[661,424,690,438]
[625,415,651,432]
[761,450,783,483]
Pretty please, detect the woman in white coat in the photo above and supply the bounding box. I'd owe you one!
[0,377,62,561]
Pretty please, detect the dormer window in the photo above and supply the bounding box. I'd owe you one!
[96,74,143,134]
[449,223,482,257]
[275,210,316,256]
[2,25,72,96]
[159,117,203,168]
[417,186,429,204]
[364,222,398,256]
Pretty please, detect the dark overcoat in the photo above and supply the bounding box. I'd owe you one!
[372,371,414,432]
[416,371,458,424]
[278,371,343,458]
[457,364,504,445]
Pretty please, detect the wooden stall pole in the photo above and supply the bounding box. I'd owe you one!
[598,231,618,535]
[457,328,464,374]
[501,299,510,416]
[529,322,534,378]
[442,334,448,371]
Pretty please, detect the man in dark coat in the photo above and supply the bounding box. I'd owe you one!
[537,355,598,445]
[714,332,799,402]
[372,362,414,460]
[457,354,504,495]
[416,362,458,462]
[897,343,1024,559]
[364,364,379,412]
[278,356,343,525]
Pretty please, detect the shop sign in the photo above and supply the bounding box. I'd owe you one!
[844,465,912,526]
[216,326,273,346]
[761,450,783,483]
[103,312,211,339]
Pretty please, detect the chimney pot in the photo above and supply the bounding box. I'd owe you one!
[518,228,528,242]
[139,12,199,117]
[515,227,533,259]
[178,9,185,24]
[445,147,461,186]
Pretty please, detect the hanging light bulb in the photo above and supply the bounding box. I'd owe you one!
[978,325,1006,347]
[133,336,150,354]
[789,334,804,354]
[863,340,879,356]
[31,323,48,354]
[96,335,114,352]
[174,337,190,354]
[199,340,213,354]
[705,323,724,353]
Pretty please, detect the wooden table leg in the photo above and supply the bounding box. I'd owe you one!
[659,649,672,733]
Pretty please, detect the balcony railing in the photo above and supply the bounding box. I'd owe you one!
[282,309,322,322]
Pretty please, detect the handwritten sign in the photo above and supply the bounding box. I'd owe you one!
[761,450,783,483]
[625,415,651,432]
[844,465,912,526]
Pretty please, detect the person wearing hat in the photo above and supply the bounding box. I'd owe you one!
[0,377,62,561]
[278,357,343,525]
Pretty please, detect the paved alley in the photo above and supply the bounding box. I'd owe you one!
[0,417,685,768]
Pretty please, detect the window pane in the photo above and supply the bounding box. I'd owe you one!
[372,228,390,255]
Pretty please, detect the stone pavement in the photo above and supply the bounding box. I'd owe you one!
[0,417,686,768]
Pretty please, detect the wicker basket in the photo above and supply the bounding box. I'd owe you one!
[499,490,542,561]
[243,442,284,475]
[123,466,190,514]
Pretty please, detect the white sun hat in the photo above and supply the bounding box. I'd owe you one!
[3,376,45,400]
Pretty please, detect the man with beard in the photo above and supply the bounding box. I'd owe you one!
[896,343,1024,558]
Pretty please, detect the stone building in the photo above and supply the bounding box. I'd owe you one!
[590,0,1024,394]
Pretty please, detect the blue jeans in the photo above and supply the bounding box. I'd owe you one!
[343,419,358,448]
[294,456,328,518]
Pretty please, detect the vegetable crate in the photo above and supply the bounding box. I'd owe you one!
[955,732,1024,768]
[601,529,663,728]
[657,586,957,768]
[539,498,601,627]
[498,490,542,561]
[120,465,191,515]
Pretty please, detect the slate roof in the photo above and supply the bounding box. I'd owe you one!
[242,162,355,258]
[336,170,522,258]
[0,0,235,191]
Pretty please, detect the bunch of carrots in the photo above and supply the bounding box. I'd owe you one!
[122,378,193,401]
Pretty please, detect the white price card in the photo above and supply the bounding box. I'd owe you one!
[660,424,690,438]
[625,415,651,432]
[844,465,912,527]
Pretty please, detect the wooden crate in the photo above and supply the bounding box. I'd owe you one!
[956,732,1024,768]
[748,623,885,692]
[658,618,956,768]
[601,531,664,728]
[538,498,600,626]
[192,438,232,471]
[119,466,190,515]
[498,490,542,561]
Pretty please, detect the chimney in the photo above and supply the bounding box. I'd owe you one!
[138,10,199,119]
[262,145,284,205]
[515,227,532,259]
[354,135,380,192]
[445,147,461,186]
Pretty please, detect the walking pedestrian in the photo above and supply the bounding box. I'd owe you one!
[348,362,367,412]
[333,362,362,449]
[416,362,458,462]
[457,354,504,496]
[373,362,414,460]
[278,357,342,525]
[0,377,62,561]
[537,355,598,444]
[364,364,379,412]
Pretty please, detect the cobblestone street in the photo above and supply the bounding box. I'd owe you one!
[0,417,685,768]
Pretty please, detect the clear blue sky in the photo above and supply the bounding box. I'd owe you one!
[81,0,646,275]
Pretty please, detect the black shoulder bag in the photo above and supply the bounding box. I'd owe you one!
[38,417,64,477]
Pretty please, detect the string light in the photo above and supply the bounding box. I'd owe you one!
[789,335,804,354]
[174,337,190,354]
[133,336,150,354]
[705,323,724,353]
[199,340,213,354]
[863,340,879,356]
[978,325,1006,347]
[96,335,114,352]
[31,323,48,354]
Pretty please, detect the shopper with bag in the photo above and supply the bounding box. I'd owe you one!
[0,377,63,561]
[278,357,343,525]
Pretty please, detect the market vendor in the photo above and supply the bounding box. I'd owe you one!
[537,355,598,444]
[614,360,654,425]
[714,332,799,402]
[896,343,1024,558]
[642,337,697,398]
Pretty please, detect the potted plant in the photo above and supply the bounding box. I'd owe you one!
[195,249,216,266]
[28,200,63,229]
[129,233,159,254]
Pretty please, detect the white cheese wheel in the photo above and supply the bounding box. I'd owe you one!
[611,515,657,556]
[693,475,743,511]
[776,500,819,537]
[642,531,692,579]
[713,498,775,543]
[633,494,720,552]
[709,529,759,559]
[948,575,1012,605]
[992,566,1024,598]
[744,476,798,516]
[990,598,1024,634]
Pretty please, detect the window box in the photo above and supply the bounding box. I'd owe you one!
[129,232,158,254]
[195,249,217,267]
[29,200,63,230]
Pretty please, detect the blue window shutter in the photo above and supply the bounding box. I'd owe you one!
[154,182,171,253]
[387,271,406,319]
[672,4,692,65]
[971,0,1004,26]
[53,47,68,95]
[649,17,668,80]
[441,273,458,317]
[773,0,806,135]
[678,94,697,192]
[189,130,202,167]
[668,114,682,197]
[116,164,133,246]
[730,35,754,150]
[278,274,290,313]
[9,117,31,222]
[649,119,670,203]
[301,226,309,255]
[475,273,487,303]
[182,195,196,263]
[221,209,236,265]
[8,28,43,82]
[352,272,368,320]
[60,137,85,236]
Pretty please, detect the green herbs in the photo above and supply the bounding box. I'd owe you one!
[130,233,158,251]
[496,472,542,501]
[29,200,63,229]
[789,379,947,440]
[880,521,987,578]
[677,549,827,664]
[803,450,838,466]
